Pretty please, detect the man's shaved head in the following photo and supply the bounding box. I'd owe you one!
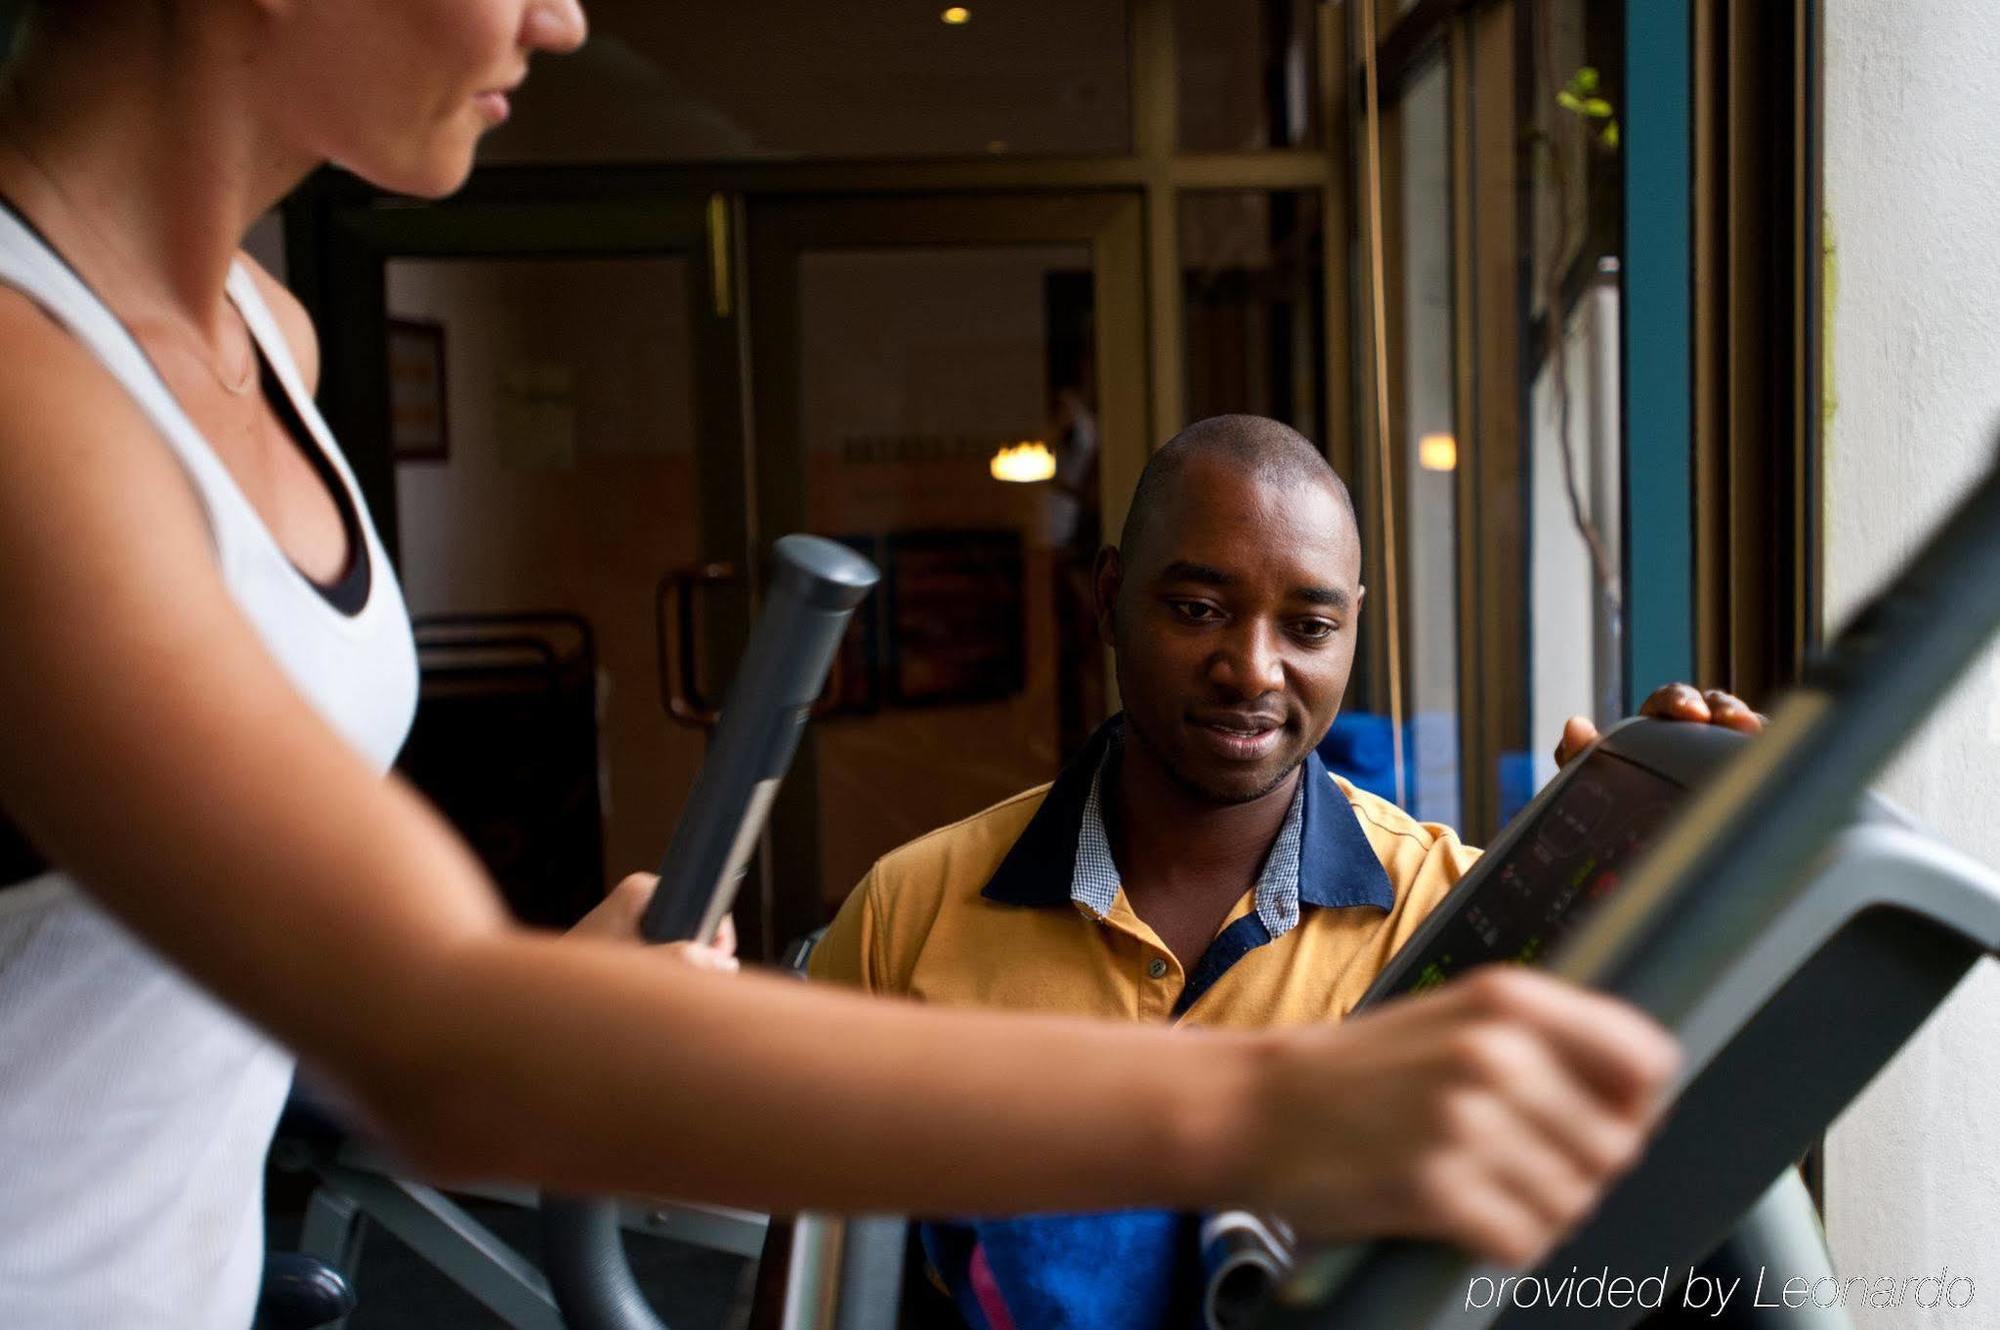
[1094,414,1365,806]
[1118,414,1357,566]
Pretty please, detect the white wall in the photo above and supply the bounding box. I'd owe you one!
[1528,281,1621,792]
[1821,0,2000,1313]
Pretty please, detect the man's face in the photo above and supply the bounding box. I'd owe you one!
[1098,457,1365,805]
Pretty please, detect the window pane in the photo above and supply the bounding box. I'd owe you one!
[1181,190,1327,443]
[1397,58,1460,828]
[1176,0,1322,151]
[793,245,1106,908]
[1525,0,1626,790]
[484,0,1133,163]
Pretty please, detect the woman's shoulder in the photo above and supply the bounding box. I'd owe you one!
[0,281,207,532]
[0,281,148,436]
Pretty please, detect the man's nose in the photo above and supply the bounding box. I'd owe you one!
[1208,620,1286,698]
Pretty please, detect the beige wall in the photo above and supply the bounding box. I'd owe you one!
[1821,0,2000,1310]
[387,256,707,891]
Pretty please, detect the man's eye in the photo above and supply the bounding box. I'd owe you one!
[1292,619,1339,643]
[1170,600,1222,624]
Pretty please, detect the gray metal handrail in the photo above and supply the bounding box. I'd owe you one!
[541,534,878,1330]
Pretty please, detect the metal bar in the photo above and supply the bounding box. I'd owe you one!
[706,191,733,318]
[297,1187,368,1330]
[316,1165,563,1330]
[1447,18,1478,836]
[1318,0,1355,476]
[1091,196,1154,567]
[1373,0,1516,102]
[380,153,1341,206]
[1168,151,1334,188]
[1794,0,1825,660]
[630,1199,771,1261]
[1356,0,1409,806]
[1134,0,1183,443]
[830,1218,908,1330]
[333,1159,773,1260]
[1375,0,1462,98]
[1465,0,1526,840]
[779,1214,847,1330]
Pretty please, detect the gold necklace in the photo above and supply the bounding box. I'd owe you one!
[0,120,260,396]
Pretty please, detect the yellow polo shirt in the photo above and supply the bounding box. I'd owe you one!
[810,722,1479,1028]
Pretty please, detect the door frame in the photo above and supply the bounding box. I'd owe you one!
[285,178,780,943]
[287,177,1151,956]
[284,178,749,576]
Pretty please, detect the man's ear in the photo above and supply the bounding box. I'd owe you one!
[1093,546,1124,646]
[1354,583,1367,617]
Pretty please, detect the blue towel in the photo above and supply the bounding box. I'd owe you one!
[921,1211,1201,1330]
[1315,712,1400,802]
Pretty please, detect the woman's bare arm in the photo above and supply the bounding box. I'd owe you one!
[0,292,1676,1256]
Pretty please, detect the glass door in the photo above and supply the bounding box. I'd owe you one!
[741,193,1149,943]
[307,194,759,938]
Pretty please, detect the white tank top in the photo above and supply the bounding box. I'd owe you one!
[0,205,419,1328]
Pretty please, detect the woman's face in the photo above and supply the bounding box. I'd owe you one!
[265,0,587,197]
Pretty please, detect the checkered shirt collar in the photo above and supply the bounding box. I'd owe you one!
[1072,737,1310,938]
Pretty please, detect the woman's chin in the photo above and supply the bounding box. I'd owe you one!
[335,144,479,201]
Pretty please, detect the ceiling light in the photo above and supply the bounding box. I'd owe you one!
[1418,433,1458,472]
[942,6,971,24]
[991,440,1055,483]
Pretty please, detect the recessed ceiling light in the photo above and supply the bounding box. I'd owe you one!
[942,7,972,25]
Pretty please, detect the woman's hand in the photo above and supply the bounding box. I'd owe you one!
[1240,968,1677,1263]
[568,873,740,973]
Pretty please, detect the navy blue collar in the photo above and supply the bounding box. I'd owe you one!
[980,716,1395,913]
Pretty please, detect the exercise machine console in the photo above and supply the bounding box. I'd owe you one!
[1253,444,2000,1329]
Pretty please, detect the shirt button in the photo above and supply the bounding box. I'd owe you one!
[1147,958,1169,980]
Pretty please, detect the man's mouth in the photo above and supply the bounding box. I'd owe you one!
[1189,712,1286,761]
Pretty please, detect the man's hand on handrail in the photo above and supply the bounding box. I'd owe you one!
[1556,683,1766,770]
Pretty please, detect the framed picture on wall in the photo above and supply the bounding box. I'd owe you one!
[885,530,1026,707]
[387,318,449,463]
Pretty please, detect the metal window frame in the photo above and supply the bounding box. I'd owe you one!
[1355,0,1817,839]
[1690,0,1824,706]
[1352,0,1526,842]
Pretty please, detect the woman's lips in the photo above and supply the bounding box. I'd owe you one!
[474,90,512,123]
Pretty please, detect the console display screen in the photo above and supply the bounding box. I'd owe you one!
[1378,752,1688,1000]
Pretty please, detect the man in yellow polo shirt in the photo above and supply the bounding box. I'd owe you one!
[807,414,1752,1330]
[811,414,1756,1031]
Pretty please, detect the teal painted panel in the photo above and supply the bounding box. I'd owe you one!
[1623,0,1695,702]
